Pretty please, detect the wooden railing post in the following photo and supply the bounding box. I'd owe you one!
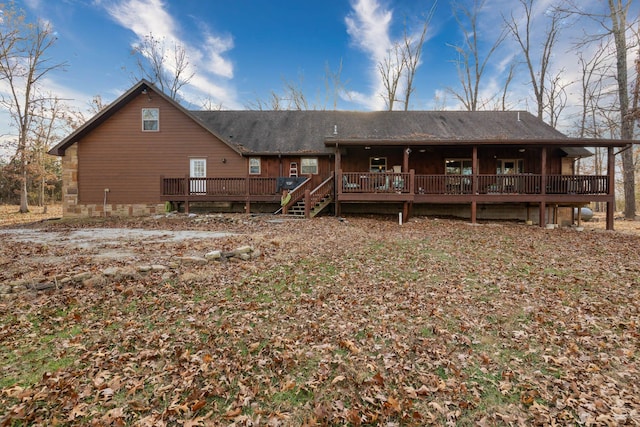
[409,169,415,194]
[304,189,311,218]
[245,176,251,214]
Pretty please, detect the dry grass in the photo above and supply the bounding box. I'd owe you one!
[0,204,62,227]
[1,211,639,425]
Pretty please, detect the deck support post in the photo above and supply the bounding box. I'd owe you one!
[402,201,410,223]
[539,201,546,227]
[606,147,615,230]
[471,201,477,224]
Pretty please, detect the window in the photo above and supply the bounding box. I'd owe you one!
[142,108,159,131]
[496,159,523,174]
[300,157,318,174]
[249,157,261,175]
[369,157,387,172]
[445,159,472,175]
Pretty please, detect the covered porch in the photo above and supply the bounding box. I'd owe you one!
[330,140,621,230]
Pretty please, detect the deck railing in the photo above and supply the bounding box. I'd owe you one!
[161,176,279,197]
[162,173,610,199]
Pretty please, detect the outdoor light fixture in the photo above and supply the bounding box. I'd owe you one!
[365,146,371,150]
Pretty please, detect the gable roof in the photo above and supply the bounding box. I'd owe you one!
[48,80,241,156]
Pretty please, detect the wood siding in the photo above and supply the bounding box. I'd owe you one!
[77,89,244,204]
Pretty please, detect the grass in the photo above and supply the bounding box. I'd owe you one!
[1,214,639,425]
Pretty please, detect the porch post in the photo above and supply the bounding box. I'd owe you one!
[471,145,478,224]
[606,147,615,230]
[472,145,478,194]
[539,147,547,227]
[335,146,342,217]
[403,146,410,172]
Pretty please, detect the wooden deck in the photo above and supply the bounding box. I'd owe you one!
[161,173,610,201]
[160,172,615,229]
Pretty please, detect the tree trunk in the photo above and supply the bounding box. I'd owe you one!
[19,164,29,213]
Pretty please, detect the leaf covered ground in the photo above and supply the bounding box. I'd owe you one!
[0,210,639,426]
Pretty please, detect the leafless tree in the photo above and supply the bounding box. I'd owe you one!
[324,59,350,110]
[0,3,67,213]
[378,43,406,110]
[130,33,194,101]
[504,0,566,122]
[401,7,434,111]
[564,0,638,218]
[447,0,507,111]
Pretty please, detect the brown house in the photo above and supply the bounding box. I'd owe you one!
[49,80,628,229]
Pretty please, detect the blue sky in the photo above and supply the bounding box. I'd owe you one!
[10,0,640,123]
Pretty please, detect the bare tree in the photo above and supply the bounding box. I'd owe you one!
[324,59,350,110]
[401,7,434,111]
[504,0,566,122]
[0,3,67,213]
[130,33,194,101]
[378,43,406,110]
[447,0,507,111]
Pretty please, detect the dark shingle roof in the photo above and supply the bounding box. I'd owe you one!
[190,110,570,155]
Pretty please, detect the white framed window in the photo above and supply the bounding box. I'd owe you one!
[142,108,159,131]
[496,159,523,174]
[369,157,387,172]
[300,157,318,175]
[445,159,472,175]
[249,157,261,175]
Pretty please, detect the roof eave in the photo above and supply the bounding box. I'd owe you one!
[324,137,632,148]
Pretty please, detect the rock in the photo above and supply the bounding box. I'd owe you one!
[175,256,207,265]
[103,267,121,276]
[0,285,11,294]
[72,272,93,283]
[233,246,253,256]
[205,250,222,260]
[151,264,168,271]
[83,275,105,287]
[238,253,251,261]
[137,265,152,273]
[251,249,262,259]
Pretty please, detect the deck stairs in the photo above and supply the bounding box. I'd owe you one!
[288,193,333,217]
[279,173,335,218]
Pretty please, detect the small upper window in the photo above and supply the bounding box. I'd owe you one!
[300,157,318,175]
[249,157,261,175]
[142,108,159,131]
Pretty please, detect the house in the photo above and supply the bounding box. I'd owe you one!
[49,80,628,230]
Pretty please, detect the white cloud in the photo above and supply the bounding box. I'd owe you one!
[102,0,238,107]
[344,0,396,110]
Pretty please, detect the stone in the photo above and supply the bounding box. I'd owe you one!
[251,249,262,259]
[72,272,93,282]
[151,264,168,271]
[176,256,207,265]
[238,253,251,261]
[137,265,152,273]
[103,267,121,276]
[233,246,253,255]
[205,250,222,260]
